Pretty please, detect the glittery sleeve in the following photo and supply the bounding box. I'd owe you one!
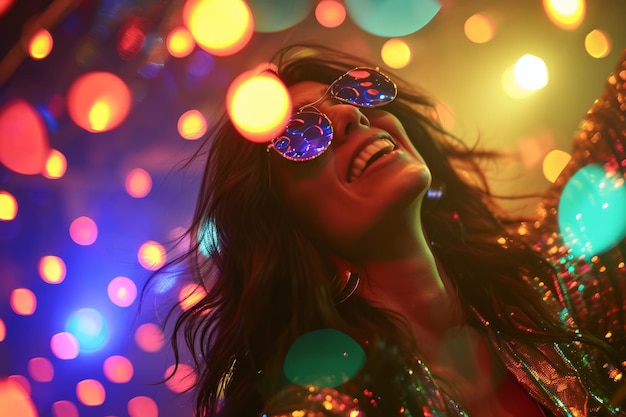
[262,385,365,417]
[530,49,626,385]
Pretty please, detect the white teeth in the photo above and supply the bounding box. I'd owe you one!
[349,138,395,181]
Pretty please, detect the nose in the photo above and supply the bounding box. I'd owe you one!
[328,105,370,144]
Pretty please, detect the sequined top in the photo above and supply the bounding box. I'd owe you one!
[261,50,626,417]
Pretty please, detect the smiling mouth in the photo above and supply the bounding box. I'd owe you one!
[347,134,396,182]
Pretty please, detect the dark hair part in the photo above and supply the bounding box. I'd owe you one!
[152,44,619,416]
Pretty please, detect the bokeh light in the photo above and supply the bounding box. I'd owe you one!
[39,255,67,284]
[183,0,253,56]
[164,363,196,393]
[514,54,548,90]
[107,276,137,307]
[502,54,548,99]
[128,396,158,417]
[0,191,18,221]
[344,0,441,37]
[27,357,54,383]
[28,28,53,60]
[380,38,412,69]
[585,29,611,59]
[134,323,165,352]
[125,168,152,198]
[42,149,67,179]
[8,375,30,395]
[0,0,14,17]
[10,288,36,316]
[178,283,207,311]
[67,72,132,133]
[66,308,110,352]
[0,318,5,342]
[0,99,49,175]
[0,378,37,417]
[166,26,195,58]
[117,17,147,60]
[247,0,312,32]
[558,165,626,259]
[315,0,346,28]
[543,0,585,30]
[50,332,80,360]
[284,328,365,388]
[76,379,106,406]
[69,216,98,246]
[227,70,291,143]
[103,355,134,383]
[137,240,166,270]
[542,149,572,183]
[464,13,495,44]
[52,400,78,417]
[177,109,208,140]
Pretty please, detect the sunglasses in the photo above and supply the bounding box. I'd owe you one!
[267,67,397,161]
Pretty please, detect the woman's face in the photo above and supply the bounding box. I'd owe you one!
[270,80,432,259]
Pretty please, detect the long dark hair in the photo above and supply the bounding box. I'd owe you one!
[152,44,618,416]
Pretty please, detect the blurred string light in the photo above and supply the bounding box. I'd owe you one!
[125,168,152,198]
[50,332,79,360]
[227,68,291,143]
[283,328,365,387]
[558,165,626,259]
[43,149,67,179]
[183,0,254,56]
[166,26,195,58]
[66,308,109,352]
[28,28,53,60]
[178,109,208,140]
[128,396,159,417]
[134,323,165,352]
[67,72,132,133]
[103,355,134,383]
[585,29,611,58]
[502,54,548,99]
[38,255,66,284]
[10,288,36,316]
[0,99,49,175]
[344,0,441,37]
[0,191,18,221]
[76,379,105,406]
[380,38,412,69]
[107,276,137,307]
[0,378,37,417]
[164,363,197,393]
[138,240,167,270]
[27,357,54,383]
[69,216,98,246]
[464,13,495,44]
[542,0,585,30]
[247,0,312,32]
[542,149,572,183]
[315,0,346,28]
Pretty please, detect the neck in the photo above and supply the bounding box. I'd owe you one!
[354,220,463,345]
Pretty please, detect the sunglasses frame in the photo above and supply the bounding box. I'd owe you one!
[267,66,397,162]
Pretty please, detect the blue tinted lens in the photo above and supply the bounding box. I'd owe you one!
[272,111,333,161]
[330,68,396,107]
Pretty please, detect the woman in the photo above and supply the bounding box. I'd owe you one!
[159,44,626,416]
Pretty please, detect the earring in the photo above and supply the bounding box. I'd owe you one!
[334,267,360,304]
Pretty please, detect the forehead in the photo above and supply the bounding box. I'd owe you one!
[288,81,328,108]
